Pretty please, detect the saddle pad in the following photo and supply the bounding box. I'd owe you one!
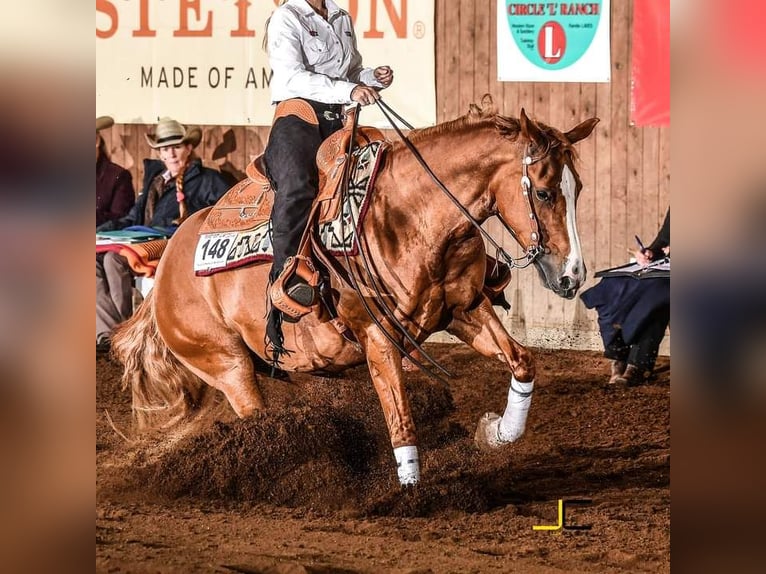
[193,222,273,275]
[317,140,384,255]
[194,140,385,276]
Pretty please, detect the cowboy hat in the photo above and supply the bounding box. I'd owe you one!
[96,116,114,132]
[145,117,202,149]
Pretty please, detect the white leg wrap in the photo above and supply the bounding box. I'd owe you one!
[393,445,420,485]
[497,377,534,443]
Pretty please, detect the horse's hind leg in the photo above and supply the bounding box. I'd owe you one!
[162,319,265,418]
[446,298,536,450]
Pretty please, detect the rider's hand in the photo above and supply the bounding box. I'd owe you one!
[373,66,394,87]
[634,249,654,266]
[351,85,381,106]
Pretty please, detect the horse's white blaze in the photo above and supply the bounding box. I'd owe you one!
[560,164,584,283]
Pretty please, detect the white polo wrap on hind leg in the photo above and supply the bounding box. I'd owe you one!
[393,445,420,485]
[497,377,534,443]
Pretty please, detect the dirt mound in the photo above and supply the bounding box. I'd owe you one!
[100,362,483,514]
[143,406,382,508]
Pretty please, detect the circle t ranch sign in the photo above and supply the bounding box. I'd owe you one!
[496,1,611,82]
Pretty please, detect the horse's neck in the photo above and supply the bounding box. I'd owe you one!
[352,128,499,291]
[381,125,503,236]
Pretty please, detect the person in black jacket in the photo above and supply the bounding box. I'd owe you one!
[96,116,135,227]
[581,210,670,386]
[96,118,230,352]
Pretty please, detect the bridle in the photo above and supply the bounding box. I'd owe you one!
[374,98,548,270]
[496,149,548,268]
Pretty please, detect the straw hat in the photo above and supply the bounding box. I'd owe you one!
[145,117,202,149]
[96,116,114,132]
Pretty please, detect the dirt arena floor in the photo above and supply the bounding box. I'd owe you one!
[97,344,670,573]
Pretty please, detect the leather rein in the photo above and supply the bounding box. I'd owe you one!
[330,106,452,382]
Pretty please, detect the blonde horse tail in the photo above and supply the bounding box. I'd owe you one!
[111,291,206,430]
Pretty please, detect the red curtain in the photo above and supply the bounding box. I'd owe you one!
[631,0,670,126]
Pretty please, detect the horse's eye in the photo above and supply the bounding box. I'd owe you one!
[536,188,554,203]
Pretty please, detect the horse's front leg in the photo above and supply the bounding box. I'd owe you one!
[359,324,420,486]
[446,297,536,450]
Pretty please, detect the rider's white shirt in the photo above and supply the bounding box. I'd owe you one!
[267,0,382,104]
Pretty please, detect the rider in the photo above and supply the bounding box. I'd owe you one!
[264,0,394,330]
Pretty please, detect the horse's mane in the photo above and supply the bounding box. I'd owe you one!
[405,114,499,143]
[402,108,577,160]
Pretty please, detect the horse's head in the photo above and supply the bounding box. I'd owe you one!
[492,107,599,298]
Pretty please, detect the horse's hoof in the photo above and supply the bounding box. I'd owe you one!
[474,412,505,451]
[399,473,419,487]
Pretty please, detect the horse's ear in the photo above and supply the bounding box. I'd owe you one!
[468,103,482,117]
[564,117,600,144]
[480,94,497,116]
[519,108,546,150]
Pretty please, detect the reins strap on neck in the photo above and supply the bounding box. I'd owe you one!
[374,99,541,270]
[334,104,452,382]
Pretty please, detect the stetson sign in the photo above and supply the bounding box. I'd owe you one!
[497,1,610,82]
[96,0,435,127]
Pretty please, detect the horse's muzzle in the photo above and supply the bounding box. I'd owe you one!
[535,259,583,298]
[558,275,579,298]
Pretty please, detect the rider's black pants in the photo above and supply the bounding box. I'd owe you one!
[263,99,343,281]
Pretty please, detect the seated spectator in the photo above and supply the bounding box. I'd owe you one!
[96,117,230,353]
[96,116,135,227]
[581,210,670,386]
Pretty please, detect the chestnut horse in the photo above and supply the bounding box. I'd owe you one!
[113,96,598,486]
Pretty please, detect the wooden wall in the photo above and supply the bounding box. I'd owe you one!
[101,0,670,352]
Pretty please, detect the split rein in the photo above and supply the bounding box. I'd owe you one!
[335,105,452,382]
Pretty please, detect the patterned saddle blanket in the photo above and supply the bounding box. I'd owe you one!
[194,138,387,276]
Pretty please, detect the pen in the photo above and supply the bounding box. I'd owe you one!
[634,235,646,252]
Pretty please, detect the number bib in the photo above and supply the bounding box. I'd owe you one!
[194,232,238,272]
[193,222,273,274]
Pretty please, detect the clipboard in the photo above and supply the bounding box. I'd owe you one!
[594,258,670,279]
